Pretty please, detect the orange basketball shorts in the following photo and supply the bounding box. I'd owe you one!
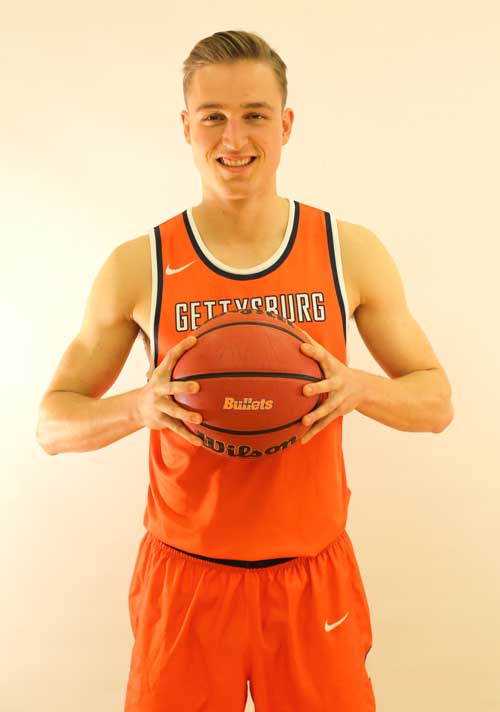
[124,529,376,711]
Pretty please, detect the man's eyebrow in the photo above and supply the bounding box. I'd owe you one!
[195,101,275,113]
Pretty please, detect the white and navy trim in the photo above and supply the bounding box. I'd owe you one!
[324,210,351,365]
[183,197,299,280]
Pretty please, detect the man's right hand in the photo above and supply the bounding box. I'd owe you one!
[136,335,204,446]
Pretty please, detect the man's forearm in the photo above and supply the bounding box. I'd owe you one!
[354,367,453,433]
[37,389,144,455]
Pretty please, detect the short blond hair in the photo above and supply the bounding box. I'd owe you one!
[182,30,288,111]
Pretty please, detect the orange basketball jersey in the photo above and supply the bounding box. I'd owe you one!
[144,198,352,559]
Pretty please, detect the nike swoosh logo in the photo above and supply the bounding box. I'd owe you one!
[165,261,195,275]
[325,611,349,632]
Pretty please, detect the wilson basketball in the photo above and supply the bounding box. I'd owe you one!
[171,308,325,458]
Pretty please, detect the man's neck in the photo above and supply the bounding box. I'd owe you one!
[192,194,289,247]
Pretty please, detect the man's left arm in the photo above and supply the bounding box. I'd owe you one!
[299,225,454,443]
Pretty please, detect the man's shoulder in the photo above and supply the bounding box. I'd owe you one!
[337,219,387,265]
[116,233,150,253]
[111,235,151,316]
[115,234,150,270]
[336,220,393,313]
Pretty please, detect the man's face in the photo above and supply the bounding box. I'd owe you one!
[181,60,294,200]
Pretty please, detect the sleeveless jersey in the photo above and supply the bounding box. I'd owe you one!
[144,198,353,560]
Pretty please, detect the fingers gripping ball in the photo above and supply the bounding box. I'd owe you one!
[171,309,325,458]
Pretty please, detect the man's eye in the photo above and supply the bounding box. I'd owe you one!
[204,114,266,121]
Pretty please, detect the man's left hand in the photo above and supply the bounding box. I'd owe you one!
[299,333,368,444]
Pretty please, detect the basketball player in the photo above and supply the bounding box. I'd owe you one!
[36,30,453,712]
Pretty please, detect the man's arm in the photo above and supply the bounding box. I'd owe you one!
[36,240,146,455]
[350,223,453,433]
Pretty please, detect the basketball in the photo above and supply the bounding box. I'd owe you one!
[171,308,325,458]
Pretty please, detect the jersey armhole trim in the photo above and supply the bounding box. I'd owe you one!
[324,211,351,365]
[149,226,162,369]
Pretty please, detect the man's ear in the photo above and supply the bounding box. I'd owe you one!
[180,110,191,144]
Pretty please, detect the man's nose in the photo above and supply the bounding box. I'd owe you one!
[221,119,249,150]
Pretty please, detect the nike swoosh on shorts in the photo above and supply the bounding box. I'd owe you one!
[165,261,195,275]
[324,611,349,632]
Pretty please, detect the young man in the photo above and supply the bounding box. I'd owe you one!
[37,30,453,712]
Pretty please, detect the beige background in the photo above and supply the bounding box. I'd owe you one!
[2,1,499,710]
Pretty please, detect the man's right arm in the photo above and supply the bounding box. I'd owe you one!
[37,377,144,455]
[36,241,145,455]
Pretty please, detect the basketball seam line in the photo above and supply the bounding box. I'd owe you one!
[174,372,321,381]
[193,320,305,342]
[197,416,304,436]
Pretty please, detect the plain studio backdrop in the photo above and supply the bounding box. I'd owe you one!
[2,1,499,711]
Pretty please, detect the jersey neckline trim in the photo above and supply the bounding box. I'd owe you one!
[182,198,299,281]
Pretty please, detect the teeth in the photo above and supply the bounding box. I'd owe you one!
[220,157,253,167]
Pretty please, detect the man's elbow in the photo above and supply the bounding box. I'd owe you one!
[432,398,454,433]
[36,417,59,456]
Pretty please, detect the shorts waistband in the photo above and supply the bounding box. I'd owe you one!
[149,529,349,572]
[164,543,298,569]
